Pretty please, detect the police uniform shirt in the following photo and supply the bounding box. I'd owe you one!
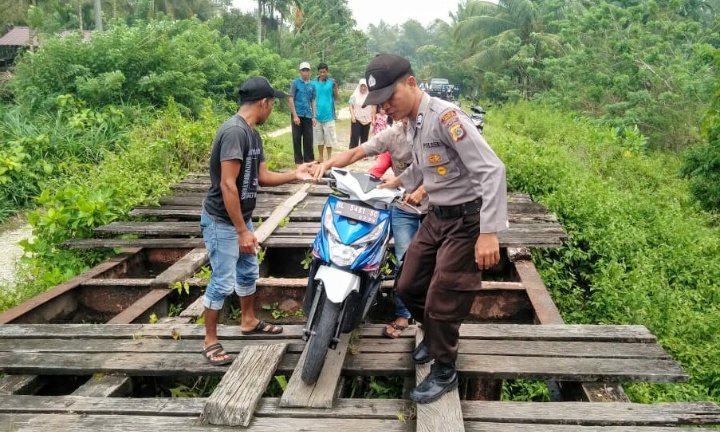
[399,92,508,233]
[360,122,429,213]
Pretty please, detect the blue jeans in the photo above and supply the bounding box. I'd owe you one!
[391,207,422,319]
[200,211,259,310]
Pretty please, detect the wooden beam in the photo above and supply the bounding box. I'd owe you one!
[151,248,208,288]
[254,184,310,244]
[105,289,171,324]
[201,343,287,426]
[71,375,132,397]
[0,375,43,395]
[280,333,350,408]
[414,328,465,432]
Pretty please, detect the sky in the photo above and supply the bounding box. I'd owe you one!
[231,0,462,30]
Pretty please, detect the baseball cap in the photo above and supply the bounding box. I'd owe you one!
[299,61,311,70]
[238,76,287,103]
[362,54,412,107]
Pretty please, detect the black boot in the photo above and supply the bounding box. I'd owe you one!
[409,361,458,404]
[412,340,431,365]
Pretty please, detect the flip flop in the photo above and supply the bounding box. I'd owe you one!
[241,320,283,335]
[383,322,408,339]
[202,342,233,366]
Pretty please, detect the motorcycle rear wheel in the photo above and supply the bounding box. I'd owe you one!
[301,297,342,384]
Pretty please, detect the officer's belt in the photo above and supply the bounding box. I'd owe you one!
[429,198,482,219]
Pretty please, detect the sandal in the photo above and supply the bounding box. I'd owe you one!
[241,320,283,335]
[202,342,233,366]
[383,321,408,339]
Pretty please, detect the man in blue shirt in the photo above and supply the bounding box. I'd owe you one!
[289,61,317,165]
[312,62,339,163]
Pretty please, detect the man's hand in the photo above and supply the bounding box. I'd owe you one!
[295,161,316,181]
[378,176,402,189]
[404,187,426,206]
[238,229,259,255]
[312,118,317,127]
[293,115,300,126]
[310,162,328,179]
[475,233,500,270]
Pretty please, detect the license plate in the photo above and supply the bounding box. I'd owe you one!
[334,201,379,224]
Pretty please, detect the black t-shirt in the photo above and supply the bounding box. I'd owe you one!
[203,115,265,224]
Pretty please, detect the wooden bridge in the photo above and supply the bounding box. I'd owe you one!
[1,175,718,431]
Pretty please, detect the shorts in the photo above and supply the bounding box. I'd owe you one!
[200,211,259,310]
[313,120,337,147]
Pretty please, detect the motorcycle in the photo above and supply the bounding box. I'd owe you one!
[301,168,404,384]
[470,105,486,133]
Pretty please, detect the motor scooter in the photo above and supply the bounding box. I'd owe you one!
[301,168,403,384]
[470,105,486,133]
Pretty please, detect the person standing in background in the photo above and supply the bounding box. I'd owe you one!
[312,62,339,163]
[348,78,375,149]
[289,61,316,165]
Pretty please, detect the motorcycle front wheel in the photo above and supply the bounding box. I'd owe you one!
[301,296,342,384]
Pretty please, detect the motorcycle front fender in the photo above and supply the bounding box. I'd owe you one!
[314,265,361,304]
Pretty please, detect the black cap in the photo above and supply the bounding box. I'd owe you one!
[238,76,287,103]
[362,54,412,107]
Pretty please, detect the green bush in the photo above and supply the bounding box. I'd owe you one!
[487,101,720,402]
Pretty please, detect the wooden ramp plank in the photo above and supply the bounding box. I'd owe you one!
[201,343,287,426]
[254,184,310,244]
[280,333,350,408]
[463,424,694,431]
[151,248,208,288]
[415,329,465,432]
[71,375,132,397]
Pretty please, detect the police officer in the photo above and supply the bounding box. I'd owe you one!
[364,54,508,404]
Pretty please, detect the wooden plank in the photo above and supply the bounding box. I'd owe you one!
[0,337,670,360]
[157,316,193,324]
[79,278,155,287]
[463,423,697,431]
[0,396,410,419]
[201,343,287,426]
[0,375,43,395]
[0,323,658,342]
[178,296,205,318]
[151,248,207,288]
[0,249,142,324]
[71,375,132,397]
[255,184,311,244]
[414,328,465,432]
[64,238,205,249]
[1,396,718,427]
[105,289,171,324]
[280,333,350,408]
[0,414,414,431]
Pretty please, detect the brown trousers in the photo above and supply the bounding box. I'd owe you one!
[396,211,482,364]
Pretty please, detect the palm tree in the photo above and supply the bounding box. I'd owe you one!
[453,0,562,99]
[255,0,302,44]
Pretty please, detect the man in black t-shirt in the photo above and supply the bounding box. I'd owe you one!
[200,77,313,366]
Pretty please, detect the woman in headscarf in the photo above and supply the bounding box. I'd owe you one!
[348,78,375,149]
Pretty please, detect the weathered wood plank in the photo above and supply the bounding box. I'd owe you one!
[151,248,207,288]
[254,184,311,244]
[0,323,658,342]
[201,343,287,426]
[0,337,670,360]
[64,238,205,249]
[463,423,699,431]
[178,296,205,318]
[1,396,718,427]
[79,278,156,287]
[415,328,465,432]
[105,289,171,324]
[0,414,415,432]
[0,375,43,395]
[0,351,687,382]
[280,333,350,408]
[71,375,132,397]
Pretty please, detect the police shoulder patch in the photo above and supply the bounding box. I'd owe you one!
[441,110,458,124]
[449,123,465,142]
